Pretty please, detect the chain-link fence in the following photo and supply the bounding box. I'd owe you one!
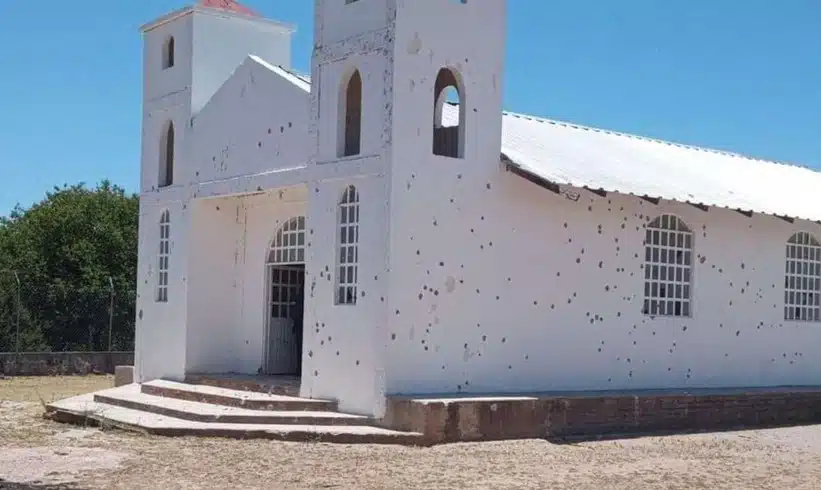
[0,270,136,354]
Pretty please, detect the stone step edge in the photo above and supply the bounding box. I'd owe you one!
[141,383,338,412]
[93,392,372,427]
[185,375,299,397]
[46,404,426,446]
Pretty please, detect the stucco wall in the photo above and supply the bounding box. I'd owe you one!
[190,58,310,185]
[300,175,391,416]
[135,197,188,383]
[384,165,821,395]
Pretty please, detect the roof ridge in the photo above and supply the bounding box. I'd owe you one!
[501,110,817,174]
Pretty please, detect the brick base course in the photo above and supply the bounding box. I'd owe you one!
[382,388,821,445]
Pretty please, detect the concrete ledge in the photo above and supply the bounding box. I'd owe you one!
[0,352,134,376]
[382,387,821,445]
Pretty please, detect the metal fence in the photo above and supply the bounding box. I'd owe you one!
[0,270,136,354]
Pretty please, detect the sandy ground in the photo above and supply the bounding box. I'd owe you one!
[2,376,821,489]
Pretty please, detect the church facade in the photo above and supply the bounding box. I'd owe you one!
[135,0,821,417]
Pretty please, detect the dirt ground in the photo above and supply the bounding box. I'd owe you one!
[2,376,821,489]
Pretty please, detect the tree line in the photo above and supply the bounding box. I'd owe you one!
[0,181,139,352]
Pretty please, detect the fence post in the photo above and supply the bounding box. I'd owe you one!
[108,276,115,353]
[13,271,21,357]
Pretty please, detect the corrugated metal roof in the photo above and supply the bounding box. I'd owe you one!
[495,110,821,223]
[258,67,818,223]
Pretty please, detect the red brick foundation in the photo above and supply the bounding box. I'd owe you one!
[382,388,821,445]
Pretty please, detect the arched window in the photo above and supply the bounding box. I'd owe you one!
[163,36,175,69]
[643,214,693,317]
[157,210,171,303]
[267,217,306,265]
[159,122,174,188]
[785,232,821,322]
[335,185,359,305]
[432,68,464,159]
[339,69,362,158]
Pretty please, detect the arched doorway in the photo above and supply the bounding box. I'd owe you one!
[264,216,306,375]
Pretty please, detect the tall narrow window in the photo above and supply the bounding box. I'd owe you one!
[784,232,821,322]
[159,122,175,188]
[643,214,693,317]
[157,210,171,303]
[339,69,362,158]
[163,36,175,69]
[433,68,464,159]
[335,185,359,305]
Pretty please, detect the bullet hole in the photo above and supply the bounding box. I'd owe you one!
[395,309,400,315]
[450,198,454,203]
[356,360,360,366]
[308,350,314,358]
[501,337,506,343]
[336,351,340,356]
[268,128,272,134]
[576,258,581,264]
[682,326,687,331]
[476,289,481,294]
[588,206,593,212]
[550,304,555,309]
[470,228,475,233]
[581,248,585,254]
[258,142,262,148]
[486,183,491,189]
[556,272,561,277]
[736,330,740,336]
[434,290,439,296]
[496,295,500,300]
[418,293,423,300]
[524,355,529,360]
[533,301,538,306]
[507,277,512,282]
[605,285,610,292]
[433,220,438,226]
[598,261,603,268]
[457,174,462,179]
[280,126,284,133]
[391,333,396,340]
[416,250,420,255]
[381,297,385,302]
[564,222,568,228]
[481,216,485,221]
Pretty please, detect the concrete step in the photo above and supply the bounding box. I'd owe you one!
[94,386,370,426]
[46,391,424,445]
[185,374,300,397]
[141,379,337,412]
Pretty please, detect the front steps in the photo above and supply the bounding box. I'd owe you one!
[45,380,424,445]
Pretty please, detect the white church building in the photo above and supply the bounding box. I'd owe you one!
[135,0,821,417]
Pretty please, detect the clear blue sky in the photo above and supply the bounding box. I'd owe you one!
[1,0,820,215]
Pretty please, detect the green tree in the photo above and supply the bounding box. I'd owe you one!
[0,181,139,352]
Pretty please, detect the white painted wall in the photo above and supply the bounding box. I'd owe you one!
[384,174,821,394]
[134,196,188,383]
[300,175,391,416]
[190,58,310,185]
[183,190,308,375]
[191,10,294,114]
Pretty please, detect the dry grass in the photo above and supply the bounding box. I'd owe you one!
[2,376,821,489]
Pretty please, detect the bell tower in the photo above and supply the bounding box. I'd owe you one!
[309,0,506,168]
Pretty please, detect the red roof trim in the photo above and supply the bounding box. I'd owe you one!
[198,0,259,17]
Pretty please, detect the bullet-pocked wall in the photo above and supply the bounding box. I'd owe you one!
[300,176,391,416]
[190,58,310,185]
[384,163,821,394]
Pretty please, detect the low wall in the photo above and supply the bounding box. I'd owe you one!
[382,387,821,445]
[0,351,134,376]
